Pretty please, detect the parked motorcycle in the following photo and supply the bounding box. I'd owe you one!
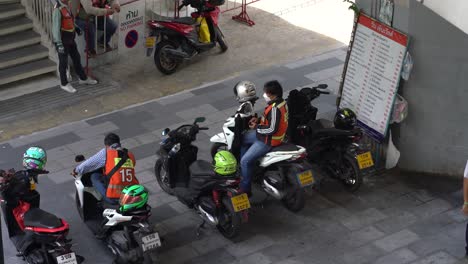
[154,117,248,238]
[287,84,374,192]
[73,157,160,264]
[147,0,227,74]
[210,109,316,212]
[0,169,82,264]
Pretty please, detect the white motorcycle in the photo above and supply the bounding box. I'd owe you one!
[210,102,317,212]
[73,155,160,264]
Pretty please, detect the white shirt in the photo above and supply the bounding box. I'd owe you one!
[464,160,468,178]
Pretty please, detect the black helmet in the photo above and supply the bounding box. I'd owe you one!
[334,108,357,130]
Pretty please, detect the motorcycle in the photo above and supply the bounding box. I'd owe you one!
[147,0,227,74]
[209,106,316,212]
[0,169,82,264]
[154,117,248,239]
[73,157,160,264]
[287,84,374,192]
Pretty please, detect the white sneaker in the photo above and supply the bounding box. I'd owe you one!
[79,78,98,85]
[60,83,77,93]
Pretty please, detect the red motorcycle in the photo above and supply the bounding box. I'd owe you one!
[147,0,227,74]
[0,169,82,264]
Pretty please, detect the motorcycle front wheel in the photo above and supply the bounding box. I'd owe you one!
[217,197,241,239]
[154,158,175,195]
[154,40,180,75]
[340,154,363,192]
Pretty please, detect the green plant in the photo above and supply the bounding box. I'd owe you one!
[343,0,359,14]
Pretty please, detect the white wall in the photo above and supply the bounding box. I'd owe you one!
[421,0,468,35]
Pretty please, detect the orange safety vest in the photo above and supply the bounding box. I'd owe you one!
[60,6,75,32]
[258,100,288,146]
[104,149,139,199]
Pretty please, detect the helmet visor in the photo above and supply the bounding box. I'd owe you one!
[119,193,143,206]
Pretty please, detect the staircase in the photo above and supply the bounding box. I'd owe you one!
[0,0,56,86]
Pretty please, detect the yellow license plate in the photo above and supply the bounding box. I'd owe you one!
[357,151,374,169]
[297,170,314,186]
[231,193,251,212]
[30,182,35,190]
[145,36,156,48]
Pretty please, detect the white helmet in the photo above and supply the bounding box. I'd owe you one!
[234,81,257,103]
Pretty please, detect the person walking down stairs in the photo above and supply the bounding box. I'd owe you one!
[52,0,97,93]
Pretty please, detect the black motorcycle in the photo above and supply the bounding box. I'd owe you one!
[154,117,248,239]
[0,169,82,264]
[287,84,374,192]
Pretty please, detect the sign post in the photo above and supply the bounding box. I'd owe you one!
[118,0,146,54]
[339,14,409,142]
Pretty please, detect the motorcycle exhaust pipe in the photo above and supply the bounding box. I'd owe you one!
[262,179,285,200]
[197,205,218,225]
[164,49,195,60]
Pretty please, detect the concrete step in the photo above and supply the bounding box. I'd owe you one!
[0,58,56,86]
[0,0,20,4]
[0,44,49,70]
[0,3,25,21]
[0,16,32,37]
[0,30,41,53]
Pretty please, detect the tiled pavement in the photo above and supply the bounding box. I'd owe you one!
[2,48,468,264]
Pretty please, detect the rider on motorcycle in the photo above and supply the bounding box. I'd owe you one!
[72,133,139,204]
[239,80,288,195]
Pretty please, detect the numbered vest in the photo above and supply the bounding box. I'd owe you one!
[104,149,139,199]
[259,100,288,146]
[60,6,75,32]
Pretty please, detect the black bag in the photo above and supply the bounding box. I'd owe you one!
[168,145,198,188]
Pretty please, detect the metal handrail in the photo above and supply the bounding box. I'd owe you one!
[22,0,54,41]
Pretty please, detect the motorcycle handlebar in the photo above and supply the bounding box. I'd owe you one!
[320,91,330,95]
[199,127,209,130]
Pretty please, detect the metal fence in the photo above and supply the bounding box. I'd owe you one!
[23,0,54,41]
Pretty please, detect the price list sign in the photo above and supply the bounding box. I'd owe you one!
[340,14,409,142]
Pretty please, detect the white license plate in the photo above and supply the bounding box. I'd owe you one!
[142,233,161,252]
[56,252,78,264]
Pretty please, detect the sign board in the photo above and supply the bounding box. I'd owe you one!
[339,14,409,142]
[118,0,145,54]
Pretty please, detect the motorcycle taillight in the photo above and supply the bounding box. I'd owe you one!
[291,152,307,161]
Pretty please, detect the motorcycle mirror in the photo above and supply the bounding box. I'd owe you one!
[194,117,206,124]
[162,128,170,136]
[317,84,328,89]
[75,155,85,162]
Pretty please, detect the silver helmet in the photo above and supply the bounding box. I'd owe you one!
[234,81,257,103]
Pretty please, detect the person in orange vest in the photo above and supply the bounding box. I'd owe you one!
[72,133,139,204]
[240,80,288,195]
[52,0,98,93]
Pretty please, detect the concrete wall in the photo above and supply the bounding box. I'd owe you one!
[355,0,468,176]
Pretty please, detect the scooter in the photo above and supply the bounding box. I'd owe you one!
[210,107,316,212]
[154,117,248,238]
[73,157,160,264]
[147,0,227,74]
[287,84,374,192]
[0,169,82,264]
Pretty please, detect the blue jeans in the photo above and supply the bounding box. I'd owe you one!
[240,131,271,192]
[75,17,117,50]
[91,172,118,204]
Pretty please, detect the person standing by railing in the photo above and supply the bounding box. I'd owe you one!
[74,0,120,56]
[53,0,98,93]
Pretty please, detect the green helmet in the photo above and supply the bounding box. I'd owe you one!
[119,185,148,212]
[213,150,237,176]
[23,146,47,170]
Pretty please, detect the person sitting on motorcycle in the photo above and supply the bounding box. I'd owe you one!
[72,133,139,204]
[240,80,288,195]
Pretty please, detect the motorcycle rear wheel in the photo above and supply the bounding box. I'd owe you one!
[281,188,305,212]
[154,40,180,75]
[154,158,175,195]
[216,197,241,239]
[215,26,228,52]
[340,154,363,192]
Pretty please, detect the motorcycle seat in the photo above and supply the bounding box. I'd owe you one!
[313,128,359,137]
[156,16,196,25]
[189,160,216,177]
[24,208,63,229]
[272,143,300,152]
